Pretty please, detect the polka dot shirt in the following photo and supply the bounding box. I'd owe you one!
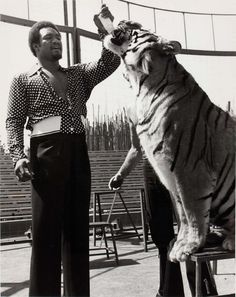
[6,47,120,164]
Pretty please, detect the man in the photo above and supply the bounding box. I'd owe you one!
[109,117,218,297]
[6,5,120,297]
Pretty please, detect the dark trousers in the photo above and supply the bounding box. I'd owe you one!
[29,133,91,297]
[142,159,218,296]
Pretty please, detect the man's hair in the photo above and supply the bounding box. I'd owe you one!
[28,21,60,57]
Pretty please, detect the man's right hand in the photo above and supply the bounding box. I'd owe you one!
[14,158,33,182]
[108,173,123,190]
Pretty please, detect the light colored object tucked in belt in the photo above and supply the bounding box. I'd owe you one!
[31,116,61,137]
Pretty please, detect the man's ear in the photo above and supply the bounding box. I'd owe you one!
[32,43,40,54]
[162,40,182,55]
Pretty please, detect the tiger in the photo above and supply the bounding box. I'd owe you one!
[104,20,235,262]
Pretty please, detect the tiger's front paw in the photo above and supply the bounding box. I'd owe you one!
[169,241,201,262]
[169,239,187,262]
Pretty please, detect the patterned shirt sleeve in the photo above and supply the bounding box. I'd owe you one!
[6,74,28,165]
[81,45,120,97]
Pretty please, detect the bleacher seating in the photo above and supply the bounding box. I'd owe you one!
[0,145,145,241]
[0,147,32,239]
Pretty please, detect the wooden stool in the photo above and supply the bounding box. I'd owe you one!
[190,247,235,297]
[89,221,119,265]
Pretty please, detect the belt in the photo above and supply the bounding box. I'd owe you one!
[31,116,61,137]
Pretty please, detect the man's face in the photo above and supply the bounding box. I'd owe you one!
[34,27,62,61]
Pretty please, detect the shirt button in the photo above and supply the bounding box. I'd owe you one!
[70,127,74,132]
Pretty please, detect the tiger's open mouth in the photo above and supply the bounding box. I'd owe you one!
[110,35,124,46]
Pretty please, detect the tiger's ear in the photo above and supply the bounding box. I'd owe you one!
[126,21,142,30]
[162,40,182,55]
[118,20,142,30]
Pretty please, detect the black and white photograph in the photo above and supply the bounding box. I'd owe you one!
[0,0,235,296]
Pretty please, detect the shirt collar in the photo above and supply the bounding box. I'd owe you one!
[28,64,42,77]
[28,63,67,77]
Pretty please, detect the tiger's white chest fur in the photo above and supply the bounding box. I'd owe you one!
[135,86,180,193]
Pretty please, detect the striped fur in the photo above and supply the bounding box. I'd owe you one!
[104,21,235,262]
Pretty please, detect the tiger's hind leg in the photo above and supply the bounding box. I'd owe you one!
[222,217,235,251]
[223,233,235,250]
[212,171,235,251]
